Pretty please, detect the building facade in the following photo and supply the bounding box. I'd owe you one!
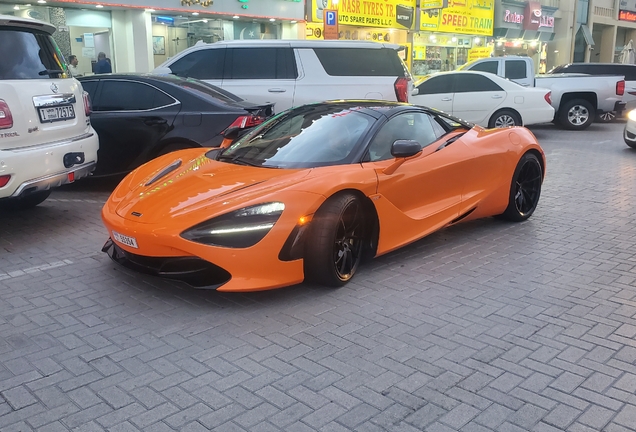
[0,0,305,74]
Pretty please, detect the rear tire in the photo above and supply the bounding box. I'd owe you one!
[0,190,51,210]
[499,153,542,222]
[488,109,522,128]
[304,193,366,287]
[559,99,595,130]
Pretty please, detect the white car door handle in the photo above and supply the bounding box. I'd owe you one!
[492,95,503,99]
[268,88,287,93]
[441,97,452,101]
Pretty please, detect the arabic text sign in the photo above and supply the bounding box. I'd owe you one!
[420,0,494,36]
[467,46,493,62]
[311,0,417,29]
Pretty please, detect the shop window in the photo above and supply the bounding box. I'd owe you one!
[505,61,527,80]
[468,60,498,75]
[417,75,455,95]
[169,49,225,80]
[227,48,297,79]
[455,75,503,93]
[95,80,174,111]
[313,48,406,77]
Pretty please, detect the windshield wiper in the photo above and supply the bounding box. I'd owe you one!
[217,154,261,167]
[39,69,65,76]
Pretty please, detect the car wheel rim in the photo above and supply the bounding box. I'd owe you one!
[332,200,363,281]
[568,105,589,125]
[514,159,542,216]
[599,111,615,121]
[495,115,516,128]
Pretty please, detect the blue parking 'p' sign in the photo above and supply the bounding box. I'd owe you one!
[326,10,336,26]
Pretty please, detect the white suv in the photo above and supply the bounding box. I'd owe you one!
[153,40,412,112]
[0,14,99,209]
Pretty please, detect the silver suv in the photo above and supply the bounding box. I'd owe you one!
[0,14,99,209]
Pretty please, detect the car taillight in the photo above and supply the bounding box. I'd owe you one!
[544,91,552,105]
[0,99,13,130]
[0,175,10,188]
[394,77,409,103]
[82,91,91,116]
[617,80,626,96]
[228,115,265,129]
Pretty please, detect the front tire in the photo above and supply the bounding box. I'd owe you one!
[304,193,366,287]
[499,153,543,222]
[0,190,51,210]
[559,99,595,130]
[489,109,522,128]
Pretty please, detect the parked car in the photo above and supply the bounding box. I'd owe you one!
[548,63,636,120]
[77,74,273,177]
[102,101,545,292]
[624,110,636,148]
[0,14,98,209]
[152,40,412,111]
[411,71,554,128]
[458,56,626,130]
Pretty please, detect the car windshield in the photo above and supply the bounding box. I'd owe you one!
[214,105,375,169]
[0,28,68,79]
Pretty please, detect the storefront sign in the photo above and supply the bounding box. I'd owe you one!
[620,0,636,14]
[467,46,492,61]
[420,0,494,36]
[421,0,448,11]
[181,0,213,6]
[503,9,523,23]
[524,1,553,30]
[310,0,416,30]
[619,10,636,21]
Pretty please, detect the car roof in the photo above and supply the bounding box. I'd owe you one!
[560,63,636,67]
[0,14,55,34]
[78,73,188,84]
[186,39,402,50]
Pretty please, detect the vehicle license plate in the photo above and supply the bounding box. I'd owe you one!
[112,231,138,249]
[39,105,75,122]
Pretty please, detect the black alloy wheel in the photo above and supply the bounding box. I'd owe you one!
[499,153,543,222]
[304,193,365,287]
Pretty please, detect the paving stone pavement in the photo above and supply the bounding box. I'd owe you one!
[1,121,635,431]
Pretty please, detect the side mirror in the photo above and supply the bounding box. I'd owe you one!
[222,126,241,140]
[153,66,173,75]
[411,88,419,96]
[391,139,422,158]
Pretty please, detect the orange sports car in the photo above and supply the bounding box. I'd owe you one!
[102,101,545,292]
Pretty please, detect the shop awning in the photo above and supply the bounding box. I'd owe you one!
[580,24,595,46]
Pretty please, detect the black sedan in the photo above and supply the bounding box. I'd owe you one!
[78,74,273,177]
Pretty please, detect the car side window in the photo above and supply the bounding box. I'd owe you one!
[455,75,503,93]
[505,60,527,80]
[468,60,498,75]
[417,75,455,95]
[95,81,175,111]
[365,112,440,162]
[169,49,225,80]
[227,48,297,79]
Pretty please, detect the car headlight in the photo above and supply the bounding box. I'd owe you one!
[181,202,285,248]
[628,110,636,122]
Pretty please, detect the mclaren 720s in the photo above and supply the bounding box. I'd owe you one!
[102,101,546,292]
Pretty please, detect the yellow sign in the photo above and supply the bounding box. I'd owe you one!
[420,0,494,36]
[306,23,324,40]
[421,0,447,11]
[310,0,417,30]
[467,46,493,61]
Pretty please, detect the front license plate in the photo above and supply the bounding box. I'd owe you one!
[112,231,138,249]
[39,105,75,123]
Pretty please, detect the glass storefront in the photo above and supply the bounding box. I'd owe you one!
[493,39,548,73]
[412,33,488,78]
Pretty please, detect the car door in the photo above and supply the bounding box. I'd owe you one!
[411,74,455,114]
[89,79,179,176]
[452,74,506,125]
[504,59,533,87]
[362,111,472,253]
[221,47,297,111]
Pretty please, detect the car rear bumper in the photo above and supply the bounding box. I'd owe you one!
[0,130,99,198]
[520,106,555,126]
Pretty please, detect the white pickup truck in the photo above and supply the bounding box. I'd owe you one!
[459,57,626,130]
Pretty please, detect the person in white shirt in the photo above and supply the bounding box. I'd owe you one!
[67,55,82,77]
